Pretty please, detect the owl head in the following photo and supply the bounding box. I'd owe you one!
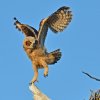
[23,36,38,49]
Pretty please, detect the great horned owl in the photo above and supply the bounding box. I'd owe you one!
[14,6,72,83]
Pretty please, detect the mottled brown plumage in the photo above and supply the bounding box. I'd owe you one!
[14,6,72,83]
[23,37,61,83]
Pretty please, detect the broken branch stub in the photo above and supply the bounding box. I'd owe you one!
[29,83,51,100]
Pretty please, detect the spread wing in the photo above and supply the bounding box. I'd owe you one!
[38,6,72,47]
[14,17,38,39]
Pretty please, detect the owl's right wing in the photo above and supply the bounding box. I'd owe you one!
[38,6,72,47]
[14,17,38,39]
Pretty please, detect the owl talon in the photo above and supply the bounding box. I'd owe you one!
[30,80,35,84]
[44,73,48,77]
[30,78,38,84]
[29,82,33,85]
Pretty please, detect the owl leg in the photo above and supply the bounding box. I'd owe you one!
[42,62,48,77]
[30,65,38,83]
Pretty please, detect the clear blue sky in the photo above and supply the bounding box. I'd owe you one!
[0,0,100,100]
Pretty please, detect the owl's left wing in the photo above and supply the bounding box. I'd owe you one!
[38,6,72,47]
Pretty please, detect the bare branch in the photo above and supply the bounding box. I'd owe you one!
[82,71,100,81]
[29,83,51,100]
[89,89,100,100]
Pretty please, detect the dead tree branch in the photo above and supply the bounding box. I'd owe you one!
[82,71,100,81]
[29,83,51,100]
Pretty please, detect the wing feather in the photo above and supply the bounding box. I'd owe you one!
[38,6,72,47]
[38,18,48,47]
[14,17,38,39]
[47,6,72,33]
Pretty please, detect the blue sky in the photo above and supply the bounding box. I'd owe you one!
[0,0,100,100]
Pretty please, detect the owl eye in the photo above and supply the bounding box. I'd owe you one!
[25,41,32,46]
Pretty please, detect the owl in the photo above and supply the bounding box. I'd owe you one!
[14,6,72,83]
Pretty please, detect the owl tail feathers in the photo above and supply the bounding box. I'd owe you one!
[47,49,62,65]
